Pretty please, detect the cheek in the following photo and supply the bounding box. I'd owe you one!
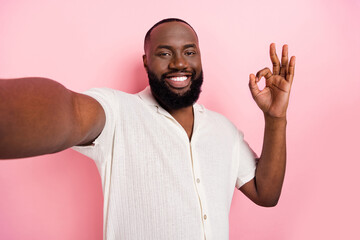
[189,55,202,67]
[149,59,170,73]
[190,59,202,74]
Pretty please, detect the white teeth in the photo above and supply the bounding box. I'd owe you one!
[169,76,188,81]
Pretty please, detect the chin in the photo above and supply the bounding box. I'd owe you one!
[147,69,204,110]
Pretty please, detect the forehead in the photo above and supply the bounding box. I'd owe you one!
[148,22,198,50]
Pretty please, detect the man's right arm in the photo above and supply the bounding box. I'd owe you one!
[0,77,105,159]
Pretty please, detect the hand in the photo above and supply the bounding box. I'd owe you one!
[249,43,295,118]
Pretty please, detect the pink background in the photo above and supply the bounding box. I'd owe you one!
[1,0,359,239]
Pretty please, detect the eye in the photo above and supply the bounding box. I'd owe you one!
[157,52,171,57]
[185,51,196,56]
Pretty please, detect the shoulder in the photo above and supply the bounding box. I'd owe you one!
[200,104,238,130]
[82,88,141,107]
[83,87,132,100]
[196,104,242,141]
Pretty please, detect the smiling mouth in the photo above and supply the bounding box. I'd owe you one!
[164,75,192,89]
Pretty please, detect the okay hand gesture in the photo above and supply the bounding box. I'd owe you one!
[249,44,296,118]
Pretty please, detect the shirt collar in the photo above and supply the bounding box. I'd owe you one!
[137,86,159,107]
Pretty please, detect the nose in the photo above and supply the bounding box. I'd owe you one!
[169,54,189,70]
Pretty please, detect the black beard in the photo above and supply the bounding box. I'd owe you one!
[147,69,203,110]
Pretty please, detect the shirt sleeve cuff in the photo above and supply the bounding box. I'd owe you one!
[235,167,256,189]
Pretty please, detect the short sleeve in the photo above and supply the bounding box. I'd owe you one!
[235,131,257,189]
[72,88,117,171]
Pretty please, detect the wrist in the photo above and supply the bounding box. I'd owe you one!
[264,114,287,127]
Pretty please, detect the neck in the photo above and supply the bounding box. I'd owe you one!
[168,106,194,140]
[152,93,195,140]
[168,105,193,119]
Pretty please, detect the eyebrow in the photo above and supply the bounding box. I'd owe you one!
[184,44,197,49]
[156,45,173,50]
[156,43,197,50]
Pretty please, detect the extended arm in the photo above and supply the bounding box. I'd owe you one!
[0,77,105,159]
[240,44,295,207]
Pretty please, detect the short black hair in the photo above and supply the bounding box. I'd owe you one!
[144,18,198,52]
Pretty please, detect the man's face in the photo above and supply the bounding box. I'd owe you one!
[143,22,203,110]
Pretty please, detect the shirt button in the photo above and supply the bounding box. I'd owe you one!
[204,214,207,220]
[196,178,200,183]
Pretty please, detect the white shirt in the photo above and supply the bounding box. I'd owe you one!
[73,86,256,240]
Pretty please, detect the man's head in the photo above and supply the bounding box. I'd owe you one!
[143,18,203,110]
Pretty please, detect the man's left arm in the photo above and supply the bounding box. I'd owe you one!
[239,43,296,207]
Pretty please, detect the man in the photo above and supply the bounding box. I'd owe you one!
[0,18,295,239]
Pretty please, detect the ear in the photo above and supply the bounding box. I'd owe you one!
[142,54,148,71]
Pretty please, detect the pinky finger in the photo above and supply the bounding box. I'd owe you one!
[249,73,261,98]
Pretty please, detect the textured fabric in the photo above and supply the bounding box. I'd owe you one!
[73,86,256,240]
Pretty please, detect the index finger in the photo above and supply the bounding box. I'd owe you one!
[270,43,280,75]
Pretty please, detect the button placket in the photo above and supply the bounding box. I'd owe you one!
[190,141,210,240]
[191,140,212,239]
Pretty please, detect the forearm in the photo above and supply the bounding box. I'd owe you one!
[255,114,287,205]
[0,77,79,159]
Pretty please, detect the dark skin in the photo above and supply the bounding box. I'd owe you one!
[143,22,202,139]
[143,22,296,207]
[244,44,295,206]
[0,21,295,207]
[0,78,105,158]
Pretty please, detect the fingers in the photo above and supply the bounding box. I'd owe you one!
[280,44,288,77]
[254,44,295,91]
[256,67,272,81]
[286,56,296,84]
[248,74,260,98]
[270,43,280,75]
